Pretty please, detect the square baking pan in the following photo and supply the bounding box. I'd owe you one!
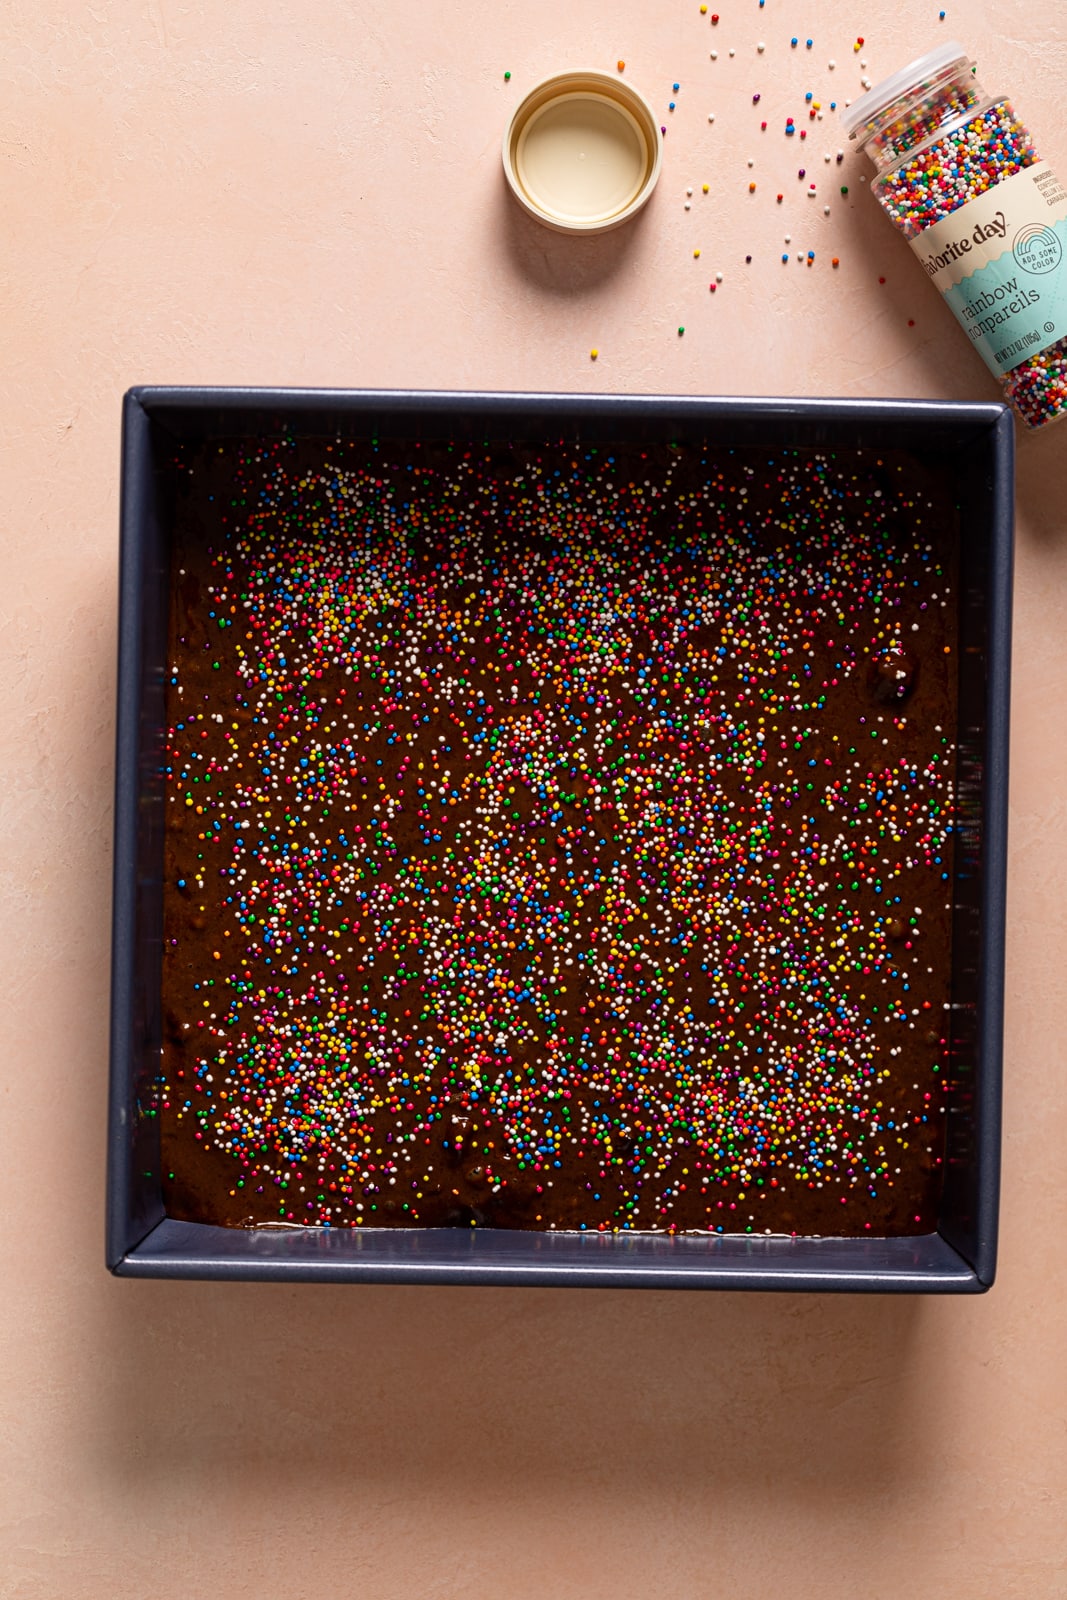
[107,387,1012,1291]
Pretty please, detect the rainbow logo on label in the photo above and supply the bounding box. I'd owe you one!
[1013,223,1063,277]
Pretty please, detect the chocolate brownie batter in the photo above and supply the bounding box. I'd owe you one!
[159,434,958,1235]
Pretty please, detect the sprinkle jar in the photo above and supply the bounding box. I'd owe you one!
[842,42,1067,429]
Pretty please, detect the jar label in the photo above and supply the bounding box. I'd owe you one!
[912,162,1067,376]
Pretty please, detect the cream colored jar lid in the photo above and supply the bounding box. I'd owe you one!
[503,71,662,235]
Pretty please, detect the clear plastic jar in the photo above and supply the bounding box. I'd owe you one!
[843,44,1067,430]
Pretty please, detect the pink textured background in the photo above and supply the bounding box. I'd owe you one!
[2,1,1066,1595]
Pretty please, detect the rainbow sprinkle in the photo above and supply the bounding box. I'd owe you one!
[161,437,957,1237]
[857,79,1067,429]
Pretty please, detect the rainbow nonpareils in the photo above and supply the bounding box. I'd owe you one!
[874,101,1040,236]
[856,73,1067,430]
[160,437,958,1237]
